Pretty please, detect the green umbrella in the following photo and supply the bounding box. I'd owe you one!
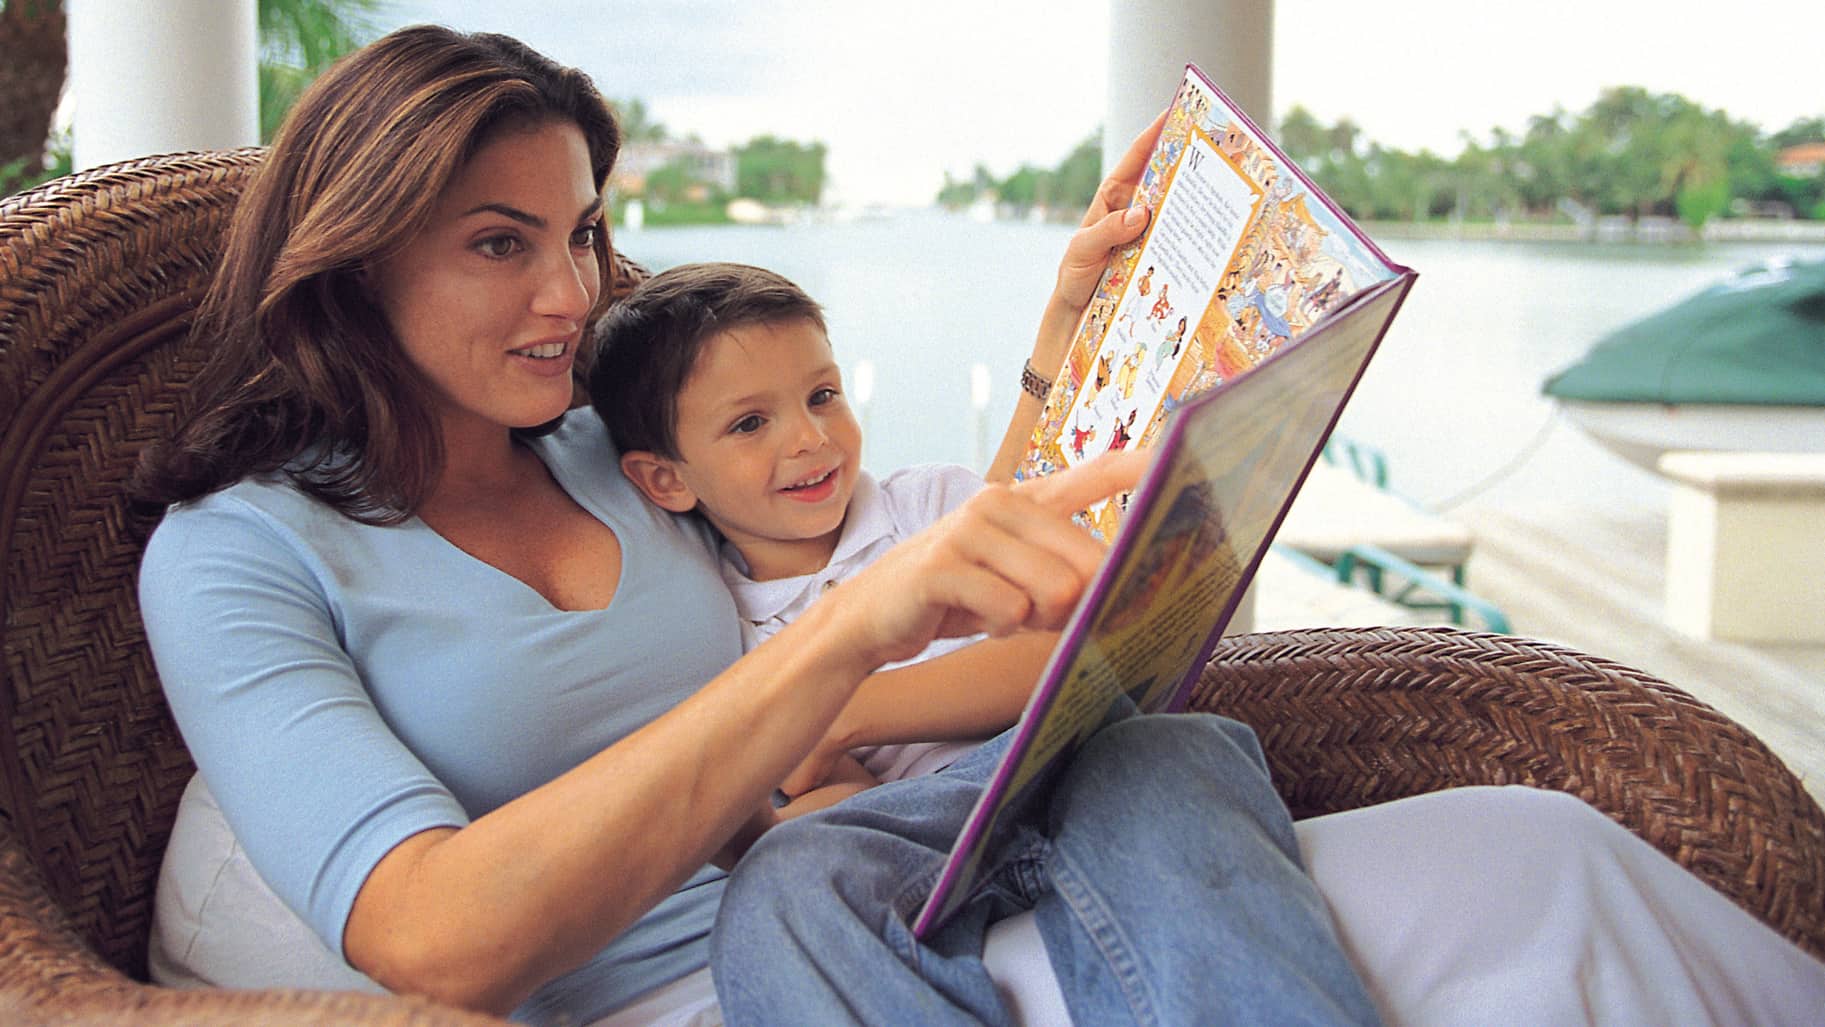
[1543,256,1825,406]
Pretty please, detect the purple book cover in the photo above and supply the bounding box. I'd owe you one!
[913,65,1417,940]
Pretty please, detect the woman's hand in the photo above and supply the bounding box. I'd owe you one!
[987,110,1168,481]
[1045,108,1169,327]
[832,449,1149,669]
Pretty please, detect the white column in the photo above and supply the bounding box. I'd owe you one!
[1107,0,1273,635]
[69,0,260,170]
[1104,0,1274,173]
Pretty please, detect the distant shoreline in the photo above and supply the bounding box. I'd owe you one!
[1363,218,1825,245]
[618,207,1825,246]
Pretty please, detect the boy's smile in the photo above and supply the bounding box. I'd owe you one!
[651,318,862,580]
[780,467,841,503]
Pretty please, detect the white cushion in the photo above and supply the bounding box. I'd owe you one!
[153,778,1825,1026]
[149,774,384,993]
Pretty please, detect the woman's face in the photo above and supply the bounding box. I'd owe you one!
[370,118,604,440]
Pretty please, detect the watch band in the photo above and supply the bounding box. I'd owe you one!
[1020,359,1054,400]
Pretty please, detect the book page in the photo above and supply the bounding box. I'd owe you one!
[1017,66,1401,538]
[1058,128,1262,476]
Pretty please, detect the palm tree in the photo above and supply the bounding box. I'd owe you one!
[258,0,379,141]
[612,97,669,145]
[0,0,67,194]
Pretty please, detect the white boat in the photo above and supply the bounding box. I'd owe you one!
[1544,256,1825,475]
[1555,399,1825,473]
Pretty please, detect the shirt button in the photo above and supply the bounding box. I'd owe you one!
[822,579,838,592]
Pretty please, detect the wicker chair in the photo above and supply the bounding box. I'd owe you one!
[1,151,1821,1024]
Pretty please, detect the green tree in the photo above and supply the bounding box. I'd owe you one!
[1511,109,1578,214]
[1725,134,1781,205]
[936,170,979,209]
[1275,106,1328,170]
[943,132,1102,218]
[1580,87,1667,215]
[734,135,826,205]
[1657,102,1749,228]
[1050,132,1102,211]
[1273,107,1376,217]
[1316,139,1376,219]
[1770,116,1825,150]
[1768,115,1825,218]
[943,88,1821,223]
[258,0,379,141]
[644,154,725,205]
[1675,177,1732,229]
[997,164,1049,209]
[936,163,998,209]
[1450,135,1520,220]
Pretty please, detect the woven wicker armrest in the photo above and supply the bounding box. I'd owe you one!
[0,824,505,1026]
[1188,626,1825,961]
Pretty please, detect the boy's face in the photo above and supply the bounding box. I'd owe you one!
[630,317,861,577]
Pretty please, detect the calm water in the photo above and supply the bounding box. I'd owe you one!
[619,213,1825,518]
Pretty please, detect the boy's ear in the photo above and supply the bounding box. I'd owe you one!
[620,450,699,513]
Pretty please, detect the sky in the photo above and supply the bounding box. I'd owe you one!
[377,0,1825,207]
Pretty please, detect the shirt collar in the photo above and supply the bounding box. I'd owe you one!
[719,470,888,625]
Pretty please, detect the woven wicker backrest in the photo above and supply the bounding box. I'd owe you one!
[0,150,647,982]
[0,151,263,978]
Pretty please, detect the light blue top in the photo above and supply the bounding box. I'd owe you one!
[138,411,743,1024]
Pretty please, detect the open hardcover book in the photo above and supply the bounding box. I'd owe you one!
[913,65,1419,938]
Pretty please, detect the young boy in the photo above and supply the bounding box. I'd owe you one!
[588,262,1053,801]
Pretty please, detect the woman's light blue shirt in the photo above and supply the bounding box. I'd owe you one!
[138,411,743,1023]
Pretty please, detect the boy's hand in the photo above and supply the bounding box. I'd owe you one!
[780,736,864,798]
[713,758,880,869]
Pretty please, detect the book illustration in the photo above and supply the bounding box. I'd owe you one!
[1093,479,1228,637]
[911,63,1418,940]
[1017,66,1402,539]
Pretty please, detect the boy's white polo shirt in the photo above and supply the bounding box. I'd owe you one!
[721,462,987,781]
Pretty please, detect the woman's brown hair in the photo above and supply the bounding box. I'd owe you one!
[131,25,621,524]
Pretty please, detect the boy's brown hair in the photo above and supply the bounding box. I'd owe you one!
[589,262,826,458]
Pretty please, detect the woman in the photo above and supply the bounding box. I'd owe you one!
[133,24,1374,1025]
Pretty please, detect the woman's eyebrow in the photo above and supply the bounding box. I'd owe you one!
[458,197,604,228]
[462,202,544,228]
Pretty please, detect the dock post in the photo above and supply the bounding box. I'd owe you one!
[1660,451,1825,643]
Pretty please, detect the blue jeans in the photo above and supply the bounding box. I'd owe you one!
[711,711,1380,1025]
